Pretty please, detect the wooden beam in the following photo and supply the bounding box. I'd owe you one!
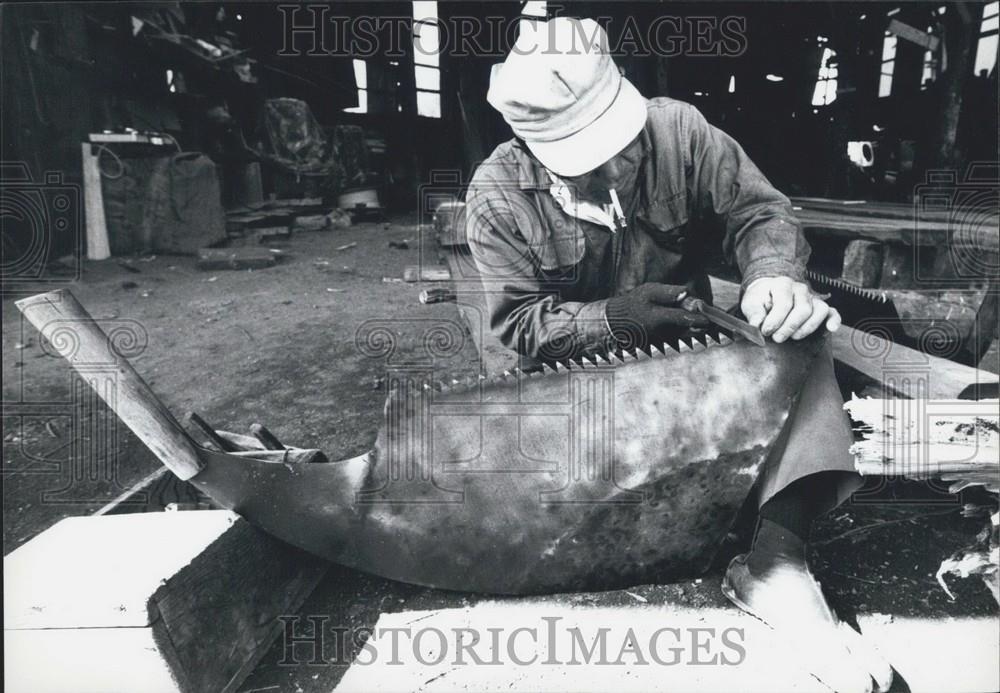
[845,397,998,490]
[790,200,998,254]
[828,325,998,399]
[81,143,110,260]
[709,276,999,399]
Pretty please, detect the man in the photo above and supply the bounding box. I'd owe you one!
[467,18,892,693]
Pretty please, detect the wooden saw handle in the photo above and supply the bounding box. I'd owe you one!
[15,289,204,480]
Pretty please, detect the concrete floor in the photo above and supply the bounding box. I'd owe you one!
[3,216,997,692]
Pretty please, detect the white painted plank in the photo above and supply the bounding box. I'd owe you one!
[4,510,237,629]
[5,626,182,693]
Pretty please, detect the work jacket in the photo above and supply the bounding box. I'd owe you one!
[465,97,810,360]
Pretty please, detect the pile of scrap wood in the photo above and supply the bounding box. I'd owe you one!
[224,198,351,241]
[846,397,999,603]
[199,198,353,271]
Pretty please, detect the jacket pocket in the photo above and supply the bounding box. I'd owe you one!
[641,192,689,251]
[528,198,587,271]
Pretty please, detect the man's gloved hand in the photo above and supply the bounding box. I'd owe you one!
[605,283,711,347]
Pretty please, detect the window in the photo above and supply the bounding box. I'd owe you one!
[522,1,547,18]
[519,0,547,38]
[921,26,938,89]
[973,1,999,76]
[343,59,368,113]
[413,1,441,118]
[812,47,838,105]
[878,33,897,97]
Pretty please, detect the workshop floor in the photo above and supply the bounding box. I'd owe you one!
[3,215,997,692]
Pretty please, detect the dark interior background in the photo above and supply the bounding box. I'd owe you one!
[2,1,997,260]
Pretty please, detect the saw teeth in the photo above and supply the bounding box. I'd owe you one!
[661,341,680,354]
[650,343,665,356]
[555,361,568,372]
[679,336,705,352]
[608,352,625,364]
[806,269,889,304]
[718,333,733,345]
[594,353,611,365]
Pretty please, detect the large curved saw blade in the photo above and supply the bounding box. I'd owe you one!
[189,333,827,594]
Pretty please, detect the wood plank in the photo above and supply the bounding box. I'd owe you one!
[151,515,329,693]
[790,201,998,253]
[791,196,954,222]
[4,511,237,629]
[708,276,999,399]
[828,326,998,399]
[846,397,998,480]
[4,510,329,693]
[197,247,277,270]
[6,626,184,693]
[93,467,212,516]
[81,142,110,260]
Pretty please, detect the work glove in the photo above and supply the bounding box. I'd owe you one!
[605,282,711,348]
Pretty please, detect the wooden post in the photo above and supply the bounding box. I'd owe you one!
[931,4,978,170]
[81,142,110,260]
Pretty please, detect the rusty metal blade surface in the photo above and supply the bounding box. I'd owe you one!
[188,334,828,594]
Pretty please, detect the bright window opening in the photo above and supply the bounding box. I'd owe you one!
[728,75,736,93]
[522,1,547,18]
[921,26,939,89]
[973,1,999,76]
[344,59,368,113]
[878,33,897,97]
[520,0,547,35]
[812,48,838,105]
[413,1,441,117]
